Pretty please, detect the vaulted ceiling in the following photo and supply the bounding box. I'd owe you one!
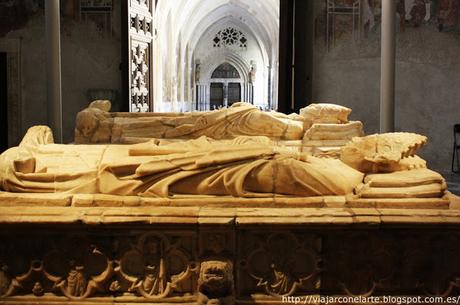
[155,0,279,61]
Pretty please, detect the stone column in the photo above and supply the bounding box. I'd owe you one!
[380,0,396,133]
[45,0,63,142]
[223,83,228,107]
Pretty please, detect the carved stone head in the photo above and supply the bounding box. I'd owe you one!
[300,103,351,129]
[340,132,428,173]
[75,109,100,139]
[75,100,112,143]
[198,260,233,298]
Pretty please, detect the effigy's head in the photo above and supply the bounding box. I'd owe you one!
[340,132,428,173]
[76,110,99,139]
[300,103,351,128]
[88,100,111,112]
[198,260,233,298]
[75,100,111,142]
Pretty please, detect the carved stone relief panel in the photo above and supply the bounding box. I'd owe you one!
[237,230,322,298]
[1,227,460,304]
[322,232,398,296]
[323,231,460,297]
[0,229,198,301]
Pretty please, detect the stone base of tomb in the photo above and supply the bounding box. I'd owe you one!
[0,193,459,305]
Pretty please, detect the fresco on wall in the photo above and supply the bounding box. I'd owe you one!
[315,0,460,50]
[0,0,43,36]
[0,0,113,38]
[397,0,460,32]
[79,0,113,36]
[433,0,460,31]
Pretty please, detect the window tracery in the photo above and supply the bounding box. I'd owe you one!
[213,27,247,48]
[211,63,241,79]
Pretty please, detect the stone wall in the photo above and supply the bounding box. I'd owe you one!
[312,1,460,172]
[1,2,121,144]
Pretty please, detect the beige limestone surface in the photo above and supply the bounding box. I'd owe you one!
[0,126,364,198]
[74,102,364,157]
[340,132,428,173]
[75,101,305,143]
[300,103,352,129]
[0,103,452,208]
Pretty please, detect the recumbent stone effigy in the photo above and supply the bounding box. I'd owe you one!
[0,102,458,305]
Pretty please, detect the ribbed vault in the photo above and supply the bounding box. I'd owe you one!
[154,0,279,111]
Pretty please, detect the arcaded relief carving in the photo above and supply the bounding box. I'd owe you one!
[119,232,197,299]
[238,232,321,297]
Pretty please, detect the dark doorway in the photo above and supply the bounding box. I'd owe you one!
[210,83,224,109]
[278,0,314,114]
[228,83,241,106]
[0,52,7,153]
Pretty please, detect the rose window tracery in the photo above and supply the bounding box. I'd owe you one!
[213,27,247,48]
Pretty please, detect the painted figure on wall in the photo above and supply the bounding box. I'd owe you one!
[437,0,460,30]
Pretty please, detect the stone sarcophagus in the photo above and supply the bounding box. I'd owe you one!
[0,102,459,304]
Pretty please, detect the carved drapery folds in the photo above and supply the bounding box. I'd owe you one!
[1,228,460,303]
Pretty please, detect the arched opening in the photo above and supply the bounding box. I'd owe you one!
[211,63,240,79]
[204,63,245,110]
[153,0,279,112]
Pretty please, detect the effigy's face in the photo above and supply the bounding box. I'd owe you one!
[76,112,98,138]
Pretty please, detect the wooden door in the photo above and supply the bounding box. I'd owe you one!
[123,0,154,112]
[227,82,241,106]
[210,83,224,109]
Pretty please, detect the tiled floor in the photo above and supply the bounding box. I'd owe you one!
[444,171,460,195]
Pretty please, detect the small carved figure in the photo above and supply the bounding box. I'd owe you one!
[66,265,87,297]
[109,280,121,293]
[0,265,10,296]
[270,264,292,295]
[195,61,201,82]
[32,282,44,297]
[142,264,166,296]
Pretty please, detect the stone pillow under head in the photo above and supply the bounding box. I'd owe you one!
[300,103,351,128]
